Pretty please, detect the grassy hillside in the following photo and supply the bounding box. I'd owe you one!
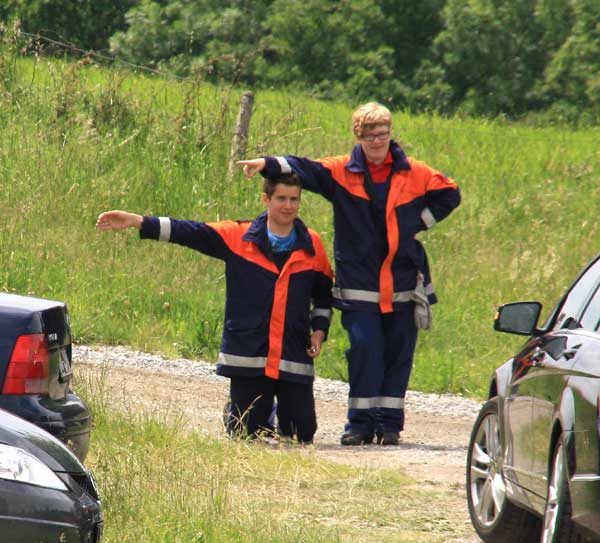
[1,51,599,397]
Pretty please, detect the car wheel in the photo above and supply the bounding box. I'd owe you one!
[466,398,539,543]
[540,439,581,543]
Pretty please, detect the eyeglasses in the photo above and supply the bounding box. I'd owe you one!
[360,131,390,142]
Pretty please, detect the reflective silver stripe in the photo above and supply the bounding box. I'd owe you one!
[572,474,600,482]
[279,359,314,377]
[348,396,406,409]
[333,287,379,303]
[376,396,405,409]
[310,308,333,321]
[421,207,436,228]
[276,156,292,174]
[217,352,266,368]
[218,353,314,377]
[348,397,378,409]
[334,288,418,304]
[158,217,171,242]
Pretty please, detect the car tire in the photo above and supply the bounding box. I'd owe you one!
[466,398,540,543]
[540,439,582,543]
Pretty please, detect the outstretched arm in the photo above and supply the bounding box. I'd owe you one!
[96,211,143,231]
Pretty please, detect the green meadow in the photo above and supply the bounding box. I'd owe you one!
[1,52,599,398]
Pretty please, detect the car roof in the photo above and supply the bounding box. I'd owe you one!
[0,293,64,314]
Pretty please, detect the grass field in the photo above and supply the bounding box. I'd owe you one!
[1,43,599,398]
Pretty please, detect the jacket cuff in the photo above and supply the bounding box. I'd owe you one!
[140,216,171,241]
[311,314,332,340]
[262,156,288,177]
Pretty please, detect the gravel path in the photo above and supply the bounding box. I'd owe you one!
[75,344,481,419]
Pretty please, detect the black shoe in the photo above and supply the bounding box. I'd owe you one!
[340,431,374,446]
[376,431,400,446]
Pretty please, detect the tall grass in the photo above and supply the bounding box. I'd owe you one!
[1,38,599,397]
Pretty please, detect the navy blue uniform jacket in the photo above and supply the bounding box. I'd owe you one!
[140,212,333,384]
[261,141,461,314]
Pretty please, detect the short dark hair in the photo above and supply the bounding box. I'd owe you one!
[262,173,302,198]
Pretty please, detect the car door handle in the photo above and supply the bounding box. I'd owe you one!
[562,344,581,360]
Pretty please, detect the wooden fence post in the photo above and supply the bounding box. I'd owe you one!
[227,91,254,183]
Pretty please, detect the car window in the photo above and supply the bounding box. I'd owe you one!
[552,258,600,331]
[581,284,600,331]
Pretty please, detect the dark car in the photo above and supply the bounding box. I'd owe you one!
[0,293,91,461]
[467,253,600,543]
[0,407,102,542]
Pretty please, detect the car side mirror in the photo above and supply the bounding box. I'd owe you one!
[494,302,543,336]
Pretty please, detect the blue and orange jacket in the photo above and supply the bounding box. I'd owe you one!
[140,212,333,383]
[261,141,461,313]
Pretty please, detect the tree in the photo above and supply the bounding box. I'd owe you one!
[110,0,272,81]
[541,0,600,116]
[1,0,136,51]
[424,0,551,116]
[377,0,446,81]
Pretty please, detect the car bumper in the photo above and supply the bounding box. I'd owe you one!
[0,391,92,461]
[0,479,102,543]
[571,474,600,540]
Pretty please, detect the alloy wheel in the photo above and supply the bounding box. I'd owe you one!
[541,443,564,543]
[469,411,506,526]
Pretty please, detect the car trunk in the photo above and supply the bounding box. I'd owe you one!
[0,293,91,461]
[0,294,72,399]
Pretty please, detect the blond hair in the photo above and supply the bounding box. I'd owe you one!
[352,102,392,138]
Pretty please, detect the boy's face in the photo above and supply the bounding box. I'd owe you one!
[262,184,301,230]
[358,123,391,165]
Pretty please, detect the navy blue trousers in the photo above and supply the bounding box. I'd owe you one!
[227,375,317,443]
[341,304,417,435]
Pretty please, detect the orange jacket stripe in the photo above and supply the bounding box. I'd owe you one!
[206,220,279,273]
[265,246,332,378]
[317,157,369,200]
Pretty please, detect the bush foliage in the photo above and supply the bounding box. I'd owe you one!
[2,0,599,123]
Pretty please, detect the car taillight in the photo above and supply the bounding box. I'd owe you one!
[2,334,50,394]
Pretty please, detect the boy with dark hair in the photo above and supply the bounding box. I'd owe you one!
[96,174,333,443]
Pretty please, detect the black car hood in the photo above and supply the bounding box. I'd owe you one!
[0,408,85,473]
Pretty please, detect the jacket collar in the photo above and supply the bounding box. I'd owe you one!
[346,139,411,174]
[243,212,315,256]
